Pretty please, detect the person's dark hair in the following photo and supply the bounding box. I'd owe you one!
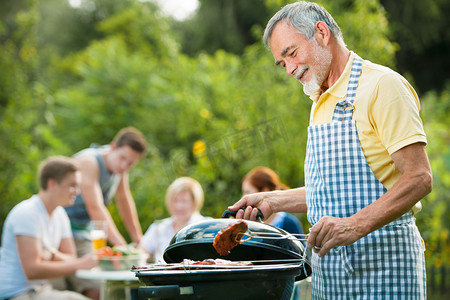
[113,127,147,154]
[263,1,345,48]
[243,166,289,192]
[38,156,78,190]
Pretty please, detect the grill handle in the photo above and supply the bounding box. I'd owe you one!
[221,209,264,221]
[138,285,194,299]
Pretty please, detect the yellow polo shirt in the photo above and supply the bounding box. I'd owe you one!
[310,52,427,194]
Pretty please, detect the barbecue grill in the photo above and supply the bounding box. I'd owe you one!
[134,218,311,299]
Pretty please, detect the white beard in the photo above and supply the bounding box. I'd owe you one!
[297,38,332,96]
[302,75,321,96]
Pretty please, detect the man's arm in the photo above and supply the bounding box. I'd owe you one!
[115,173,143,244]
[307,142,432,256]
[228,187,308,221]
[46,237,77,262]
[77,156,127,245]
[17,235,97,280]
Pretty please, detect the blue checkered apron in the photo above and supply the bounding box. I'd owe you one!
[304,54,426,299]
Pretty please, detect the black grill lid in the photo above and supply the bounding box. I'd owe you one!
[163,219,305,263]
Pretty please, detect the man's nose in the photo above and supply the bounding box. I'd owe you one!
[286,61,297,77]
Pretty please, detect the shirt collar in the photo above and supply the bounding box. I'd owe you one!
[309,51,356,102]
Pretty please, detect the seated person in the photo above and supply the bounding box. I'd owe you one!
[0,156,98,300]
[139,177,209,263]
[242,167,304,235]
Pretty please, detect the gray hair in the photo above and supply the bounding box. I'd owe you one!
[263,1,345,48]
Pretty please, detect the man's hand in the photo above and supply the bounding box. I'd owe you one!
[227,192,274,221]
[78,252,98,270]
[41,248,54,261]
[307,216,365,257]
[228,187,308,221]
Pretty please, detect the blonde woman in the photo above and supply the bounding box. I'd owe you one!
[139,177,209,263]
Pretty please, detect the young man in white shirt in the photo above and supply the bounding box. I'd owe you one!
[0,156,98,300]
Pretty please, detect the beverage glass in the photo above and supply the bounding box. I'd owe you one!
[89,220,107,251]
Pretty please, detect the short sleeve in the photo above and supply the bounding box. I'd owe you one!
[140,223,157,254]
[10,208,41,238]
[371,73,427,155]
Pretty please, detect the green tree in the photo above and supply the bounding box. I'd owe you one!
[380,0,450,93]
[0,1,63,233]
[176,0,273,56]
[37,0,138,56]
[418,86,450,294]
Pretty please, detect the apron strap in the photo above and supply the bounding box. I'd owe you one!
[332,54,363,122]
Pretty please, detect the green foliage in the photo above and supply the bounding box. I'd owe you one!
[36,0,137,56]
[177,0,273,55]
[380,0,450,93]
[54,37,163,146]
[417,86,450,268]
[0,1,52,232]
[97,1,179,58]
[326,0,397,67]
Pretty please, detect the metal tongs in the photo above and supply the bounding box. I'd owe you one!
[239,230,312,276]
[221,209,311,273]
[239,230,308,243]
[222,209,308,242]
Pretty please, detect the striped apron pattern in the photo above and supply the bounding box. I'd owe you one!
[304,54,426,299]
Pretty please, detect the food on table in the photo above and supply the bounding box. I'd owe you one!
[213,220,249,256]
[97,244,147,270]
[97,246,122,257]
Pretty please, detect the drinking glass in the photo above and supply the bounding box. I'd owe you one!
[89,220,108,251]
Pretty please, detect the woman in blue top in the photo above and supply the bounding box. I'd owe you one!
[241,167,304,235]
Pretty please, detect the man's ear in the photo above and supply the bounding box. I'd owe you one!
[109,142,116,150]
[315,21,331,46]
[47,178,56,189]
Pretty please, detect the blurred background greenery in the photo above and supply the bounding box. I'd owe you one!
[1,0,448,297]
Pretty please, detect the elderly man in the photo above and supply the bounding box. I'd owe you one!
[228,1,431,299]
